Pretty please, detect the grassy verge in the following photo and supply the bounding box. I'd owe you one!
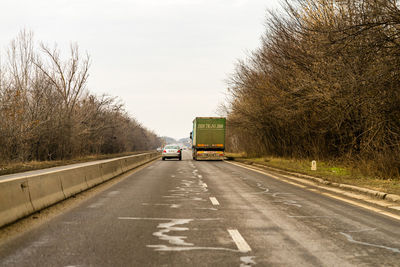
[0,151,152,176]
[225,153,400,196]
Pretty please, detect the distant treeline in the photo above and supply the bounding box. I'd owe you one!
[225,0,400,177]
[0,30,161,162]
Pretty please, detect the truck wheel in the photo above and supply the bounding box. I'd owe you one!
[162,157,165,161]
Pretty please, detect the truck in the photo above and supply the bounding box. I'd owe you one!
[190,117,226,160]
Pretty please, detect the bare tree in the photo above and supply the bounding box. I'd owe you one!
[0,30,161,163]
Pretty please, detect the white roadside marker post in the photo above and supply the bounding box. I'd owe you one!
[311,160,317,171]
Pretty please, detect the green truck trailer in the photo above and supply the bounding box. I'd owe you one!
[190,117,226,160]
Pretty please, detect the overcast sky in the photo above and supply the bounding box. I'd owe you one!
[1,0,281,140]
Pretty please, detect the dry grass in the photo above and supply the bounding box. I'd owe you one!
[225,153,400,195]
[0,151,149,176]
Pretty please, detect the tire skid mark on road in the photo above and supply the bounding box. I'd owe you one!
[142,203,181,209]
[170,193,186,197]
[287,215,335,218]
[256,182,267,190]
[87,190,120,209]
[154,219,194,246]
[0,235,53,266]
[243,178,303,208]
[191,197,207,201]
[270,192,303,208]
[250,190,270,195]
[240,256,256,266]
[118,217,257,264]
[272,199,302,208]
[147,245,240,252]
[347,228,377,233]
[195,207,218,211]
[162,170,209,202]
[87,197,108,209]
[253,191,302,208]
[118,217,220,221]
[118,217,243,253]
[340,232,400,253]
[87,201,105,209]
[338,227,400,253]
[272,192,293,197]
[169,188,186,192]
[107,190,120,196]
[249,182,270,195]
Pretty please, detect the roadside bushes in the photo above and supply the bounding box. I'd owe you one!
[225,0,400,178]
[0,30,161,162]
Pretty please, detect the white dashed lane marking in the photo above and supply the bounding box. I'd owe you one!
[228,229,252,253]
[209,197,220,206]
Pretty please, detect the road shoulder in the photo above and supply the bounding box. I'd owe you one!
[225,160,400,218]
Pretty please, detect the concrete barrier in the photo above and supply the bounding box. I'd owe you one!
[0,152,160,228]
[119,152,159,173]
[100,159,124,182]
[28,172,65,211]
[84,164,104,188]
[124,154,144,170]
[59,167,89,198]
[0,178,34,228]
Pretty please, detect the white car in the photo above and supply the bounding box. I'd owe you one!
[162,145,182,160]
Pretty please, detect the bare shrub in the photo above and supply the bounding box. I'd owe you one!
[225,0,400,178]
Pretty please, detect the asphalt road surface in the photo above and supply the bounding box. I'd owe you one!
[1,150,399,266]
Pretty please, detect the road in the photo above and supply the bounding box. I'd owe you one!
[1,150,399,266]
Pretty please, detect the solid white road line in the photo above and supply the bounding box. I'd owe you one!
[209,197,220,206]
[228,229,252,252]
